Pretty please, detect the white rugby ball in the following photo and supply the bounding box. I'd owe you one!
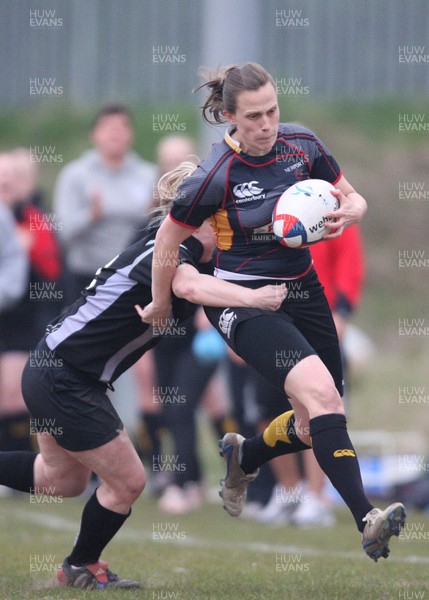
[272,179,339,248]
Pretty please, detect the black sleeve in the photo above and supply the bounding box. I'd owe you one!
[178,236,204,268]
[195,259,214,275]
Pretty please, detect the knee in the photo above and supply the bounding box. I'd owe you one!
[113,465,146,505]
[311,381,343,414]
[290,379,343,418]
[124,471,146,502]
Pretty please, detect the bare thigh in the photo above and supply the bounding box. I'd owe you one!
[34,433,91,497]
[35,429,146,513]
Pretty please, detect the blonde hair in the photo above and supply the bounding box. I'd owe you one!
[196,62,276,125]
[149,158,198,227]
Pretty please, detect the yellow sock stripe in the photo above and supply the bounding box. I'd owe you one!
[262,410,295,447]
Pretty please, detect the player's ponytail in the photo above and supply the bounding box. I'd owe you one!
[197,68,229,125]
[149,159,198,227]
[196,63,276,125]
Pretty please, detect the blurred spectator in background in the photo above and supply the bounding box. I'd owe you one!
[133,135,198,491]
[11,147,63,324]
[153,307,227,514]
[156,135,198,175]
[134,135,234,513]
[311,225,365,351]
[11,147,45,209]
[0,156,28,313]
[0,150,61,459]
[54,104,157,304]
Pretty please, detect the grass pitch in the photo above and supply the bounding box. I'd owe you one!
[0,491,428,600]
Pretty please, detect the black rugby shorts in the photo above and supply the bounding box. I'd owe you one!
[21,339,123,452]
[204,268,343,396]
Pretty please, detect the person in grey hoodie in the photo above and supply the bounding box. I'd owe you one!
[54,104,157,304]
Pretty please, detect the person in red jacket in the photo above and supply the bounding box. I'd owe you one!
[0,150,62,459]
[311,224,364,342]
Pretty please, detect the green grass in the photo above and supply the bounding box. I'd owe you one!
[0,492,428,600]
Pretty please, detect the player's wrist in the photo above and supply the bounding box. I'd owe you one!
[241,288,256,307]
[151,299,171,312]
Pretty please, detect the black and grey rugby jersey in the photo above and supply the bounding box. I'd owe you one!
[45,229,204,383]
[170,123,342,280]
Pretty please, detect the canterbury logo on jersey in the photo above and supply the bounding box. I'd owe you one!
[333,449,356,458]
[218,309,237,339]
[233,181,265,202]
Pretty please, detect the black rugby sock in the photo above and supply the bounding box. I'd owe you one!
[240,410,311,474]
[0,450,36,493]
[310,413,373,532]
[68,490,131,566]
